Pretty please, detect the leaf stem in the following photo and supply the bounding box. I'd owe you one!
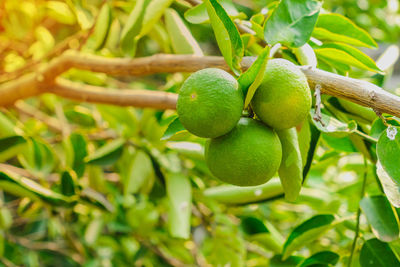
[348,157,368,267]
[354,129,378,143]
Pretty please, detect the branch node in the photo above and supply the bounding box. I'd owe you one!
[368,90,377,101]
[374,109,389,127]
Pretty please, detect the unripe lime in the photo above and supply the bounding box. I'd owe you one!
[251,59,311,130]
[177,68,244,138]
[205,118,282,186]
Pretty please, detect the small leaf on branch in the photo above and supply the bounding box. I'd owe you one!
[237,45,270,107]
[313,13,378,48]
[205,0,244,75]
[264,0,322,48]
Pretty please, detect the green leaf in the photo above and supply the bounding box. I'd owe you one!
[79,188,114,212]
[270,255,304,267]
[120,0,173,56]
[166,141,204,160]
[315,47,380,73]
[203,177,283,205]
[202,220,246,267]
[46,1,76,25]
[240,216,269,235]
[242,217,284,253]
[360,195,399,242]
[0,136,25,152]
[277,128,303,202]
[105,18,121,52]
[322,134,357,152]
[371,118,400,140]
[237,45,270,107]
[298,119,311,168]
[0,171,72,206]
[141,0,174,36]
[166,172,192,239]
[86,138,125,166]
[70,133,87,177]
[310,110,357,137]
[319,43,381,72]
[360,238,400,267]
[122,150,155,195]
[264,0,321,48]
[292,43,317,67]
[377,127,400,185]
[184,0,239,24]
[282,214,336,260]
[205,0,244,75]
[161,117,187,140]
[61,171,76,197]
[0,112,17,138]
[317,55,350,73]
[18,139,55,176]
[70,0,94,30]
[302,121,320,179]
[313,13,378,48]
[165,8,203,55]
[376,161,400,208]
[337,98,377,122]
[92,3,112,50]
[298,251,339,267]
[84,218,104,245]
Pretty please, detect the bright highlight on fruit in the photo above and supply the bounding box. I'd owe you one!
[251,59,312,130]
[205,118,282,186]
[177,68,244,138]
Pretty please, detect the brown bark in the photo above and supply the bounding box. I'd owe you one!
[0,52,399,116]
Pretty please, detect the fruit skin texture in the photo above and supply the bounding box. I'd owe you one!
[251,58,312,130]
[177,68,243,138]
[205,117,282,186]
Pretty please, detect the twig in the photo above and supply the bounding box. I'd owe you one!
[374,109,389,127]
[354,130,378,143]
[6,235,84,264]
[0,257,17,267]
[135,236,186,267]
[348,158,368,267]
[14,100,63,132]
[313,83,325,126]
[245,241,271,258]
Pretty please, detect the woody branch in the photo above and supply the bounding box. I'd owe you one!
[0,51,399,117]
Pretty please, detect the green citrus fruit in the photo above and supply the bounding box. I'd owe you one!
[251,59,312,130]
[205,117,282,186]
[177,68,243,138]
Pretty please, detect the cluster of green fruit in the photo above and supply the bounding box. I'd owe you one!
[177,59,311,198]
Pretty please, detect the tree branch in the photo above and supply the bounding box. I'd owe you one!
[52,78,178,110]
[1,52,400,117]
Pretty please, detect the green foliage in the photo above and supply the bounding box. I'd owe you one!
[1,0,400,266]
[205,0,244,75]
[360,195,399,242]
[360,238,400,267]
[264,0,322,47]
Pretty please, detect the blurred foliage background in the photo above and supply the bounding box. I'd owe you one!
[0,0,400,267]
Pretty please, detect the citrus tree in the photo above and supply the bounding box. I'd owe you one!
[0,0,400,266]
